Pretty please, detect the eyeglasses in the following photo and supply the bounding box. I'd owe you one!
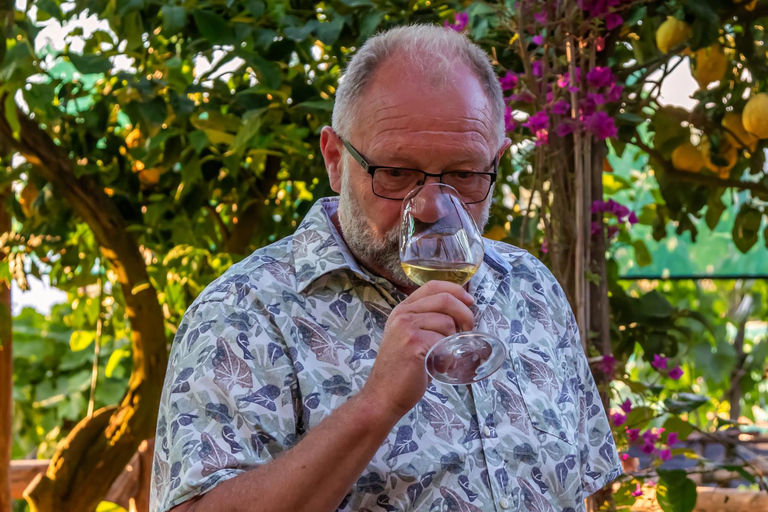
[341,139,498,204]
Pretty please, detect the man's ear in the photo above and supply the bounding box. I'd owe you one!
[320,126,344,193]
[498,136,513,159]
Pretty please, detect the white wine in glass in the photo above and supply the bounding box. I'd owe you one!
[400,183,507,385]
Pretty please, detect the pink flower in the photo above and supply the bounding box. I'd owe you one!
[642,429,659,444]
[669,365,684,380]
[583,111,618,139]
[499,71,518,91]
[541,238,549,254]
[612,413,626,426]
[667,432,679,446]
[652,354,668,370]
[523,110,550,133]
[534,129,549,146]
[444,12,469,31]
[586,66,615,88]
[641,442,655,454]
[554,121,576,137]
[532,35,543,45]
[605,13,623,30]
[631,484,643,497]
[620,399,632,414]
[533,11,547,24]
[600,354,616,374]
[557,68,581,88]
[532,61,543,77]
[628,212,638,225]
[551,100,570,115]
[627,428,640,442]
[606,84,624,103]
[659,449,672,461]
[596,36,606,52]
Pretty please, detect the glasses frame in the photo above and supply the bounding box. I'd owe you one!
[341,139,498,204]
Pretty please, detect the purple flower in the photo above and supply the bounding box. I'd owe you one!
[668,432,679,446]
[444,12,469,31]
[532,34,543,45]
[627,428,640,442]
[583,111,618,139]
[555,121,576,137]
[523,110,550,133]
[591,200,608,213]
[659,449,672,461]
[587,92,606,105]
[643,429,659,444]
[579,96,598,116]
[610,200,630,220]
[541,238,549,254]
[586,66,615,88]
[533,10,547,24]
[632,484,643,497]
[620,399,632,414]
[628,211,638,225]
[611,413,626,426]
[669,365,684,380]
[652,354,668,370]
[591,221,602,237]
[606,225,619,239]
[600,354,616,374]
[551,100,570,115]
[499,71,518,91]
[606,84,624,103]
[504,107,518,132]
[532,61,543,77]
[557,68,582,88]
[605,13,623,30]
[641,442,655,455]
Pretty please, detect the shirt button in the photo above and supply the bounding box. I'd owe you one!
[499,497,510,509]
[483,426,492,437]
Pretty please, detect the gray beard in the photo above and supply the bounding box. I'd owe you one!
[336,162,492,288]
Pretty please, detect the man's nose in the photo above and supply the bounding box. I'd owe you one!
[412,183,454,225]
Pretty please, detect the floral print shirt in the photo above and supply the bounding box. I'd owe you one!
[151,197,622,512]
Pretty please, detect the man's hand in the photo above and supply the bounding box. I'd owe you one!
[361,281,475,417]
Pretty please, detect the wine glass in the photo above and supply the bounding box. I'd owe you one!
[399,182,507,385]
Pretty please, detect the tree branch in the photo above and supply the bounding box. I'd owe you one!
[0,98,168,512]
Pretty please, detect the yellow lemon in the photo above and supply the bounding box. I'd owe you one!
[671,142,705,172]
[656,17,691,54]
[743,93,768,139]
[691,44,728,88]
[19,183,39,218]
[722,112,758,151]
[700,137,738,177]
[485,225,507,241]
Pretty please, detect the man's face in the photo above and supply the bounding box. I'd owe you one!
[322,59,511,286]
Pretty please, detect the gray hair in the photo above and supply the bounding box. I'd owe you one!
[331,24,505,147]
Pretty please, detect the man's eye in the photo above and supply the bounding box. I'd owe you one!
[455,172,474,179]
[384,169,404,178]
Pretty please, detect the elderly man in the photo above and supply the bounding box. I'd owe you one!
[151,24,621,512]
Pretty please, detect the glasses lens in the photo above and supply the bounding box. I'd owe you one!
[443,172,492,203]
[373,168,425,199]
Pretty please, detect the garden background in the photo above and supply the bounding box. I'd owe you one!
[1,0,767,511]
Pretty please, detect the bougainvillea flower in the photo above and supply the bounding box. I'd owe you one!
[552,100,570,115]
[444,12,469,31]
[652,354,668,370]
[583,111,618,139]
[669,365,684,380]
[586,66,615,88]
[499,71,518,91]
[523,110,550,132]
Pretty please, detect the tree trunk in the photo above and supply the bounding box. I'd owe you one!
[0,195,13,512]
[0,99,168,512]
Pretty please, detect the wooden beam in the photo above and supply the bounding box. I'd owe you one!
[10,460,48,500]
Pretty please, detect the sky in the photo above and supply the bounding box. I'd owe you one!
[11,4,699,314]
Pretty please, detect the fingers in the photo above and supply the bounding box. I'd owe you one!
[404,312,459,337]
[404,280,474,308]
[405,293,475,332]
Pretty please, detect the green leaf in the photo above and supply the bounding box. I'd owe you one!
[626,406,655,429]
[187,130,208,154]
[632,239,652,267]
[664,393,709,414]
[656,470,697,512]
[705,192,726,231]
[603,173,632,194]
[248,55,281,89]
[105,347,131,378]
[637,290,675,318]
[292,100,333,111]
[193,9,235,45]
[35,0,64,21]
[68,53,112,75]
[229,108,266,154]
[662,416,695,441]
[244,0,265,17]
[4,93,19,138]
[70,330,96,352]
[314,17,344,46]
[732,204,762,253]
[161,5,187,35]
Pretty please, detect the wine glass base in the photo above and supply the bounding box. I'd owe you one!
[425,332,507,385]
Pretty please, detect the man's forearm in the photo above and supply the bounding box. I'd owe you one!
[174,390,400,512]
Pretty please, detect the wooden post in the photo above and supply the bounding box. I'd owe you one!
[1,195,13,512]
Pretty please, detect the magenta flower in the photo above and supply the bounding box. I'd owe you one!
[532,34,543,45]
[605,13,623,30]
[551,100,570,115]
[652,354,668,370]
[641,442,655,455]
[523,110,550,133]
[555,121,576,137]
[587,92,606,105]
[499,71,518,91]
[444,12,469,31]
[534,129,549,146]
[557,68,582,88]
[627,428,640,442]
[632,484,643,497]
[628,212,638,225]
[620,399,632,414]
[533,10,547,24]
[586,66,615,88]
[659,449,672,461]
[504,107,518,132]
[606,84,624,103]
[600,354,616,374]
[591,200,608,213]
[591,221,602,237]
[606,225,619,239]
[609,199,630,219]
[611,412,626,426]
[579,96,598,116]
[643,429,659,444]
[532,61,543,77]
[667,432,679,446]
[669,365,684,380]
[541,238,549,254]
[583,111,618,139]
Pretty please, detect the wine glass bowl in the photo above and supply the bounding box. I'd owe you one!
[399,183,507,384]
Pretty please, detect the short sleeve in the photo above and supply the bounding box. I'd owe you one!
[150,299,298,512]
